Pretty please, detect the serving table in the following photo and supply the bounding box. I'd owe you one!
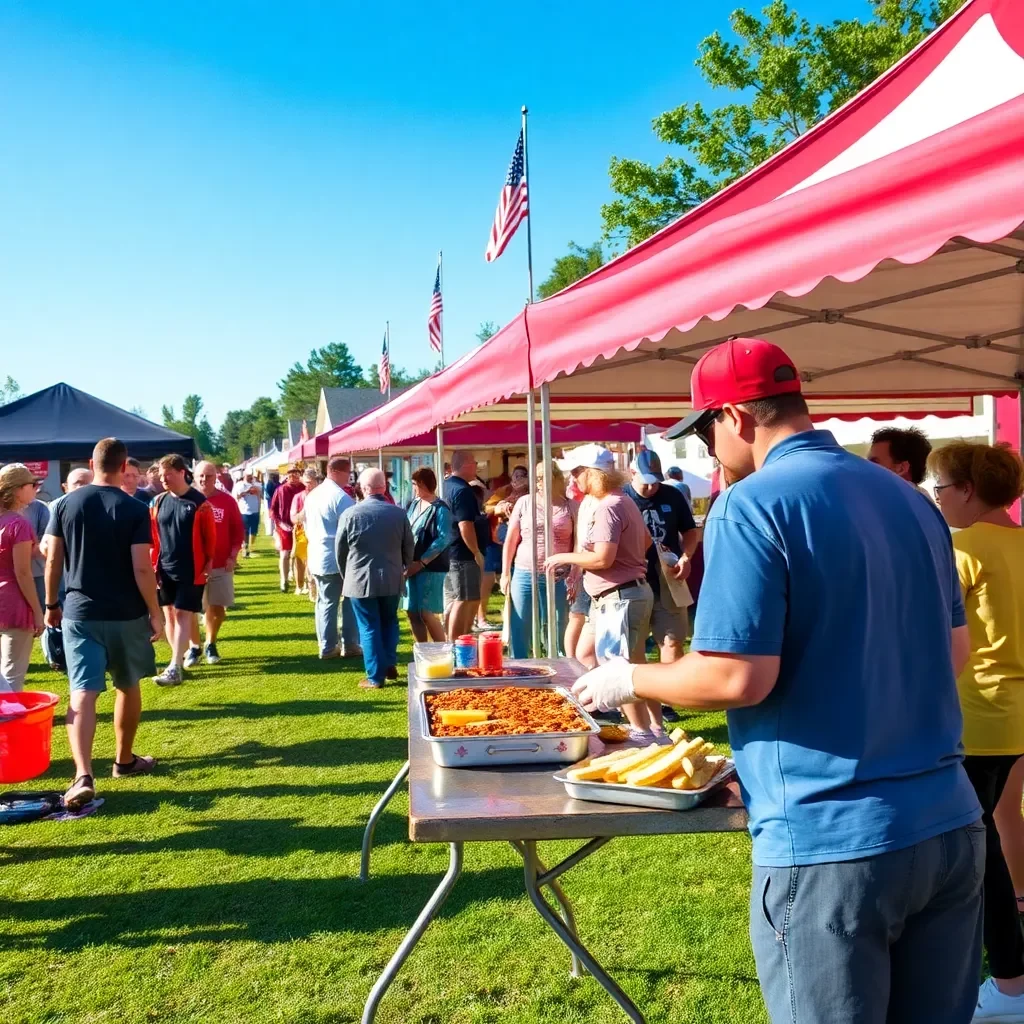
[361,660,748,1024]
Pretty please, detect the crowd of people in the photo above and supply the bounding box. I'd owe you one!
[4,335,1024,1021]
[0,442,260,808]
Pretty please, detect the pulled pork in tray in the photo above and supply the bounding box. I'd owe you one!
[426,687,589,737]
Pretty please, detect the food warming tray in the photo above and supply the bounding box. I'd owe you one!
[413,662,557,686]
[420,683,600,768]
[553,759,736,811]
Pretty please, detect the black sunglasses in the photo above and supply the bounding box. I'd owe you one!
[692,408,723,448]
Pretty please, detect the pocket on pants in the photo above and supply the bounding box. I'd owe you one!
[758,866,798,942]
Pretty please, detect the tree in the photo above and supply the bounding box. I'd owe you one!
[278,342,365,420]
[219,397,285,465]
[601,0,961,250]
[537,242,605,299]
[162,394,221,458]
[476,322,498,344]
[129,405,148,419]
[0,376,20,405]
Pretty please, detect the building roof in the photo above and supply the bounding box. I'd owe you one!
[316,387,407,434]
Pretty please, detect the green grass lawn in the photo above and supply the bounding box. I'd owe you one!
[1,549,766,1024]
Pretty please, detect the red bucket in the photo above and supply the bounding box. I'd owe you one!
[0,691,61,784]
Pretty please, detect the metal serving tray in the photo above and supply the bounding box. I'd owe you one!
[553,759,736,811]
[413,662,557,687]
[420,683,600,768]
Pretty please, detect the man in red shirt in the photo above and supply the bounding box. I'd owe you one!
[186,461,244,665]
[270,465,305,593]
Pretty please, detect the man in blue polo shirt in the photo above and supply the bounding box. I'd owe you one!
[573,338,983,1023]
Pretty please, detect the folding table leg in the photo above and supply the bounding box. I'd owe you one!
[361,841,463,1024]
[520,840,646,1024]
[359,760,410,883]
[510,839,584,977]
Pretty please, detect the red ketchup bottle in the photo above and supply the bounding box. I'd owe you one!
[478,632,504,674]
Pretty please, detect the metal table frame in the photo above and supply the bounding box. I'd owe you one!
[359,662,747,1023]
[362,834,647,1024]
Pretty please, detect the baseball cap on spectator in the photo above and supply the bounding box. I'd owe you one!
[0,463,43,488]
[556,444,615,474]
[630,449,664,485]
[665,338,802,440]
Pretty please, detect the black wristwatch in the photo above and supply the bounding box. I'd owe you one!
[45,602,60,610]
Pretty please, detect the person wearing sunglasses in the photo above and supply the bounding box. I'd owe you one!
[571,337,983,1024]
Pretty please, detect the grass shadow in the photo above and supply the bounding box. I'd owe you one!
[0,863,525,951]
[98,699,391,724]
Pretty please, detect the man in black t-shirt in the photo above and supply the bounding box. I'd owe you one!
[44,437,164,810]
[441,450,485,640]
[624,449,699,666]
[150,454,216,686]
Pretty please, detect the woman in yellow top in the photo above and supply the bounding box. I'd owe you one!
[931,441,1024,1014]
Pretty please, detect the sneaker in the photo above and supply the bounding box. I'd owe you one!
[153,665,183,687]
[319,647,341,660]
[183,645,202,669]
[341,644,363,658]
[357,678,383,689]
[385,665,398,681]
[973,978,1024,1022]
[626,727,658,745]
[205,642,221,665]
[661,705,681,722]
[64,774,95,810]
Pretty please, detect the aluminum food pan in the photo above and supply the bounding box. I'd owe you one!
[553,759,736,811]
[413,662,557,687]
[420,683,600,768]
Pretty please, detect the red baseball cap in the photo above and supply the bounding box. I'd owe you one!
[664,338,802,439]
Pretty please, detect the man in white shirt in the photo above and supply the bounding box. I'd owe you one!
[232,471,263,557]
[302,456,361,659]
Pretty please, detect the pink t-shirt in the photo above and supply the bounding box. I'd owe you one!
[583,492,650,597]
[509,496,577,572]
[0,511,36,631]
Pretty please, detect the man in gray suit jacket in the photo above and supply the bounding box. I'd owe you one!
[336,467,415,689]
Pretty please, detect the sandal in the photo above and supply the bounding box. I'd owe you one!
[111,754,157,778]
[64,775,96,810]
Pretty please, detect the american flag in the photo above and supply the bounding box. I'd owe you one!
[379,333,390,394]
[427,266,443,353]
[484,130,529,263]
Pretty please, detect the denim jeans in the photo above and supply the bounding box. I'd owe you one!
[508,570,567,658]
[349,595,400,684]
[313,574,360,656]
[750,822,984,1024]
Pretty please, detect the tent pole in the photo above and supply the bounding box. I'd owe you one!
[378,449,383,470]
[436,427,444,482]
[526,391,540,658]
[540,383,556,657]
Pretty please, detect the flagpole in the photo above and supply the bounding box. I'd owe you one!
[520,107,542,655]
[435,251,445,482]
[521,106,534,303]
[379,321,389,471]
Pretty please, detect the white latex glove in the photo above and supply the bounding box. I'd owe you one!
[571,657,638,712]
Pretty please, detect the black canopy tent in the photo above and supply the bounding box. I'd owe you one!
[0,383,197,462]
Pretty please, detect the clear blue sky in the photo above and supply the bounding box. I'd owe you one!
[0,0,860,427]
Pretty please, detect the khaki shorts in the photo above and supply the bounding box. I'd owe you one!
[203,568,234,609]
[651,591,689,646]
[588,580,654,662]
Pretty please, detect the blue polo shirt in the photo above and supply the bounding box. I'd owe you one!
[692,430,979,867]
